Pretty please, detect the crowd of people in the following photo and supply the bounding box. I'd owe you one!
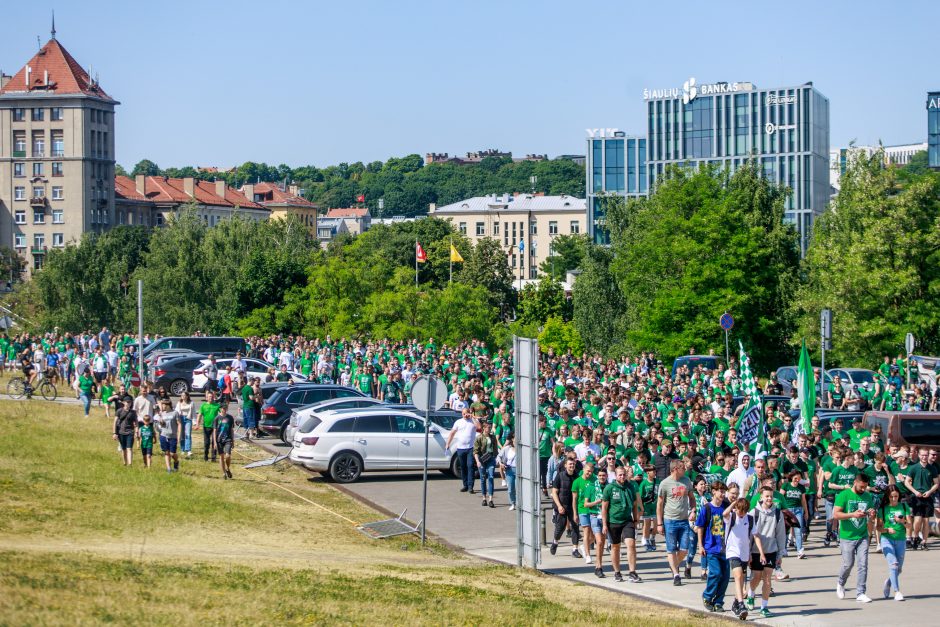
[5,328,940,617]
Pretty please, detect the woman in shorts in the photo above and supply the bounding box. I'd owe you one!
[723,497,762,621]
[112,397,138,466]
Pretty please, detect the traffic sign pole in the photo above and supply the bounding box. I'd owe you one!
[719,313,734,366]
[411,376,447,546]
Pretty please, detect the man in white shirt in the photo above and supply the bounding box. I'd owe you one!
[445,410,479,494]
[574,428,601,463]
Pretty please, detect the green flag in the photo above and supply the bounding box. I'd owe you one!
[737,340,769,457]
[797,339,816,437]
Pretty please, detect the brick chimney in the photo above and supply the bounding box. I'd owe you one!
[215,180,226,199]
[135,175,146,196]
[288,184,299,196]
[0,73,11,89]
[183,177,195,197]
[243,184,255,203]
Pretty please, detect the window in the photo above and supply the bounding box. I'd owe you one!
[32,132,44,157]
[503,223,509,246]
[570,220,580,234]
[51,107,63,121]
[52,162,63,177]
[13,108,25,121]
[51,187,63,200]
[530,221,537,235]
[33,186,45,199]
[353,415,392,433]
[475,222,485,236]
[458,222,466,235]
[52,233,64,248]
[549,221,558,235]
[330,419,356,433]
[14,234,26,249]
[529,266,538,279]
[31,108,44,121]
[13,163,24,178]
[14,210,26,224]
[33,233,44,249]
[14,187,25,201]
[32,162,44,177]
[394,415,424,434]
[33,209,45,224]
[511,254,516,267]
[492,222,500,236]
[52,134,64,157]
[52,210,63,224]
[604,139,625,192]
[13,133,26,155]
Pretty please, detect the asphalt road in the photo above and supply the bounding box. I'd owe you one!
[250,437,940,627]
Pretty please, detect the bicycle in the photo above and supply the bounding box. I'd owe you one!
[7,372,57,401]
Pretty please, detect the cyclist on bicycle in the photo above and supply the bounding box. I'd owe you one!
[20,351,36,394]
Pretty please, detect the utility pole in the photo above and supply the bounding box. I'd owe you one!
[137,280,145,384]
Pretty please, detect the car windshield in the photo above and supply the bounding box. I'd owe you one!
[299,416,322,434]
[849,371,875,385]
[900,418,940,445]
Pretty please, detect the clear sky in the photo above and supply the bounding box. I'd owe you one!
[2,0,935,170]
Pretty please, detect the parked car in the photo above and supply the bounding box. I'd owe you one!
[143,336,248,359]
[289,407,457,483]
[863,411,940,452]
[826,368,878,392]
[151,354,207,396]
[672,355,722,378]
[259,384,366,441]
[814,411,865,434]
[146,349,205,380]
[774,366,834,395]
[191,357,304,392]
[285,396,385,443]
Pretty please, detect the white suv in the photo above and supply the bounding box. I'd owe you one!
[290,407,458,483]
[191,357,304,391]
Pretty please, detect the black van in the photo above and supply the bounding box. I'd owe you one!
[142,336,247,359]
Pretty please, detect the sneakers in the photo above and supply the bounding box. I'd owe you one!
[572,548,583,559]
[759,608,774,618]
[856,593,872,603]
[613,571,623,582]
[711,605,725,613]
[226,469,232,479]
[734,602,748,621]
[549,543,558,556]
[488,500,495,508]
[644,539,654,552]
[684,564,692,579]
[460,487,468,493]
[627,571,642,583]
[469,488,475,494]
[836,583,845,599]
[584,555,592,564]
[673,574,682,586]
[773,568,789,581]
[501,479,507,487]
[481,500,487,507]
[703,600,715,612]
[700,569,707,581]
[595,568,606,579]
[883,578,892,599]
[745,596,755,610]
[798,550,806,559]
[508,504,515,511]
[894,591,905,601]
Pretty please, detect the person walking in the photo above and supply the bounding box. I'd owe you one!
[240,376,258,440]
[199,390,221,463]
[834,472,877,603]
[113,396,137,467]
[657,459,695,586]
[878,485,911,601]
[445,409,478,494]
[696,481,730,613]
[176,392,195,459]
[602,465,642,583]
[77,369,96,417]
[746,487,788,618]
[550,457,582,559]
[213,402,236,480]
[537,414,554,498]
[902,448,939,550]
[723,496,760,621]
[474,421,499,508]
[497,433,517,510]
[573,463,597,565]
[154,399,180,473]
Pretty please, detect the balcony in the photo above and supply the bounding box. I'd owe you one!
[31,246,48,256]
[12,150,26,158]
[30,196,47,208]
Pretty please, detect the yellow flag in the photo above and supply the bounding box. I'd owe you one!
[450,244,464,263]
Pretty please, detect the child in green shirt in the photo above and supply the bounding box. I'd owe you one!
[138,416,155,469]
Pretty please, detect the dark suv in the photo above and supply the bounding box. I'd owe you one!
[152,354,207,396]
[259,383,366,441]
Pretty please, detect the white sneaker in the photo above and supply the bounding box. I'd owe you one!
[883,578,891,599]
[501,479,507,487]
[856,594,872,603]
[584,555,592,564]
[508,504,515,511]
[836,583,845,599]
[894,591,904,601]
[774,568,789,581]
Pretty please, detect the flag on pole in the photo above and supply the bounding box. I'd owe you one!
[796,338,816,438]
[449,244,464,263]
[416,241,427,263]
[736,340,769,458]
[356,194,365,203]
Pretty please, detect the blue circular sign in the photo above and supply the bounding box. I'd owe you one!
[720,313,734,331]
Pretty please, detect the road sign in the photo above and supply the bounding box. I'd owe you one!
[906,333,915,355]
[720,313,734,331]
[129,372,141,387]
[411,376,447,412]
[821,309,832,340]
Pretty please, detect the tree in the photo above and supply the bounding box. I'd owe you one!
[795,150,940,365]
[611,162,800,369]
[538,317,584,355]
[572,245,624,355]
[457,237,515,318]
[539,233,588,280]
[131,159,161,176]
[517,275,570,328]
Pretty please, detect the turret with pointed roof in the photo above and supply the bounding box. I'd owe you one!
[0,38,115,101]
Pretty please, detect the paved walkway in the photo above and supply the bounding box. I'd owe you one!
[251,439,940,626]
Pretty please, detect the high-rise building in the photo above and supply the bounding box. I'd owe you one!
[829,142,927,191]
[0,31,118,274]
[584,132,646,244]
[928,92,940,169]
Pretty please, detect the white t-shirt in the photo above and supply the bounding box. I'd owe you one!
[723,510,754,561]
[450,418,477,449]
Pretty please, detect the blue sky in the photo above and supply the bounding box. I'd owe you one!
[2,0,935,169]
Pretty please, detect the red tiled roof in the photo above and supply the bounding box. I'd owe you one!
[326,207,370,218]
[0,39,113,100]
[250,182,317,208]
[114,175,264,210]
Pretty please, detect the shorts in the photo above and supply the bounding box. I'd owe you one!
[94,371,107,382]
[579,513,592,527]
[749,551,777,571]
[911,496,933,518]
[218,440,233,454]
[608,522,636,544]
[729,557,746,571]
[118,434,134,450]
[242,407,257,429]
[589,514,603,534]
[141,447,152,456]
[663,518,691,553]
[159,436,178,454]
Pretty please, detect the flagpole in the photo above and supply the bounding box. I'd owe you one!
[415,239,418,288]
[449,238,453,283]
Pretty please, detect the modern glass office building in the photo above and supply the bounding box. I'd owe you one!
[928,91,940,169]
[584,133,646,244]
[586,79,830,254]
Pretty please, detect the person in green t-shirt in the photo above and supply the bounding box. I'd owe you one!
[638,464,658,552]
[241,380,258,439]
[572,464,596,567]
[780,471,808,558]
[901,449,940,550]
[99,377,115,419]
[138,415,155,469]
[833,473,877,601]
[877,485,911,600]
[602,466,642,582]
[199,391,221,462]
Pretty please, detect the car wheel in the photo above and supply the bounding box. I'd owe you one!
[329,452,362,483]
[168,379,190,396]
[279,424,290,444]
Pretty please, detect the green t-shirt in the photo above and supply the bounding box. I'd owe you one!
[780,483,805,509]
[241,384,256,410]
[827,465,858,496]
[537,427,554,458]
[200,402,221,429]
[639,477,657,516]
[864,465,891,493]
[906,463,939,493]
[846,428,870,451]
[603,480,636,524]
[78,375,95,395]
[880,502,910,541]
[356,373,373,394]
[834,488,876,541]
[573,476,598,515]
[139,424,154,449]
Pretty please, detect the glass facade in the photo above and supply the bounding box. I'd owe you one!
[928,92,940,169]
[585,135,647,243]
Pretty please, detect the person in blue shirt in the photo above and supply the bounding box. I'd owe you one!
[695,481,730,613]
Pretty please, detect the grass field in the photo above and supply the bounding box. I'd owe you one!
[0,399,718,625]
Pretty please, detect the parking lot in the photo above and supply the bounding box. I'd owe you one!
[253,438,940,627]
